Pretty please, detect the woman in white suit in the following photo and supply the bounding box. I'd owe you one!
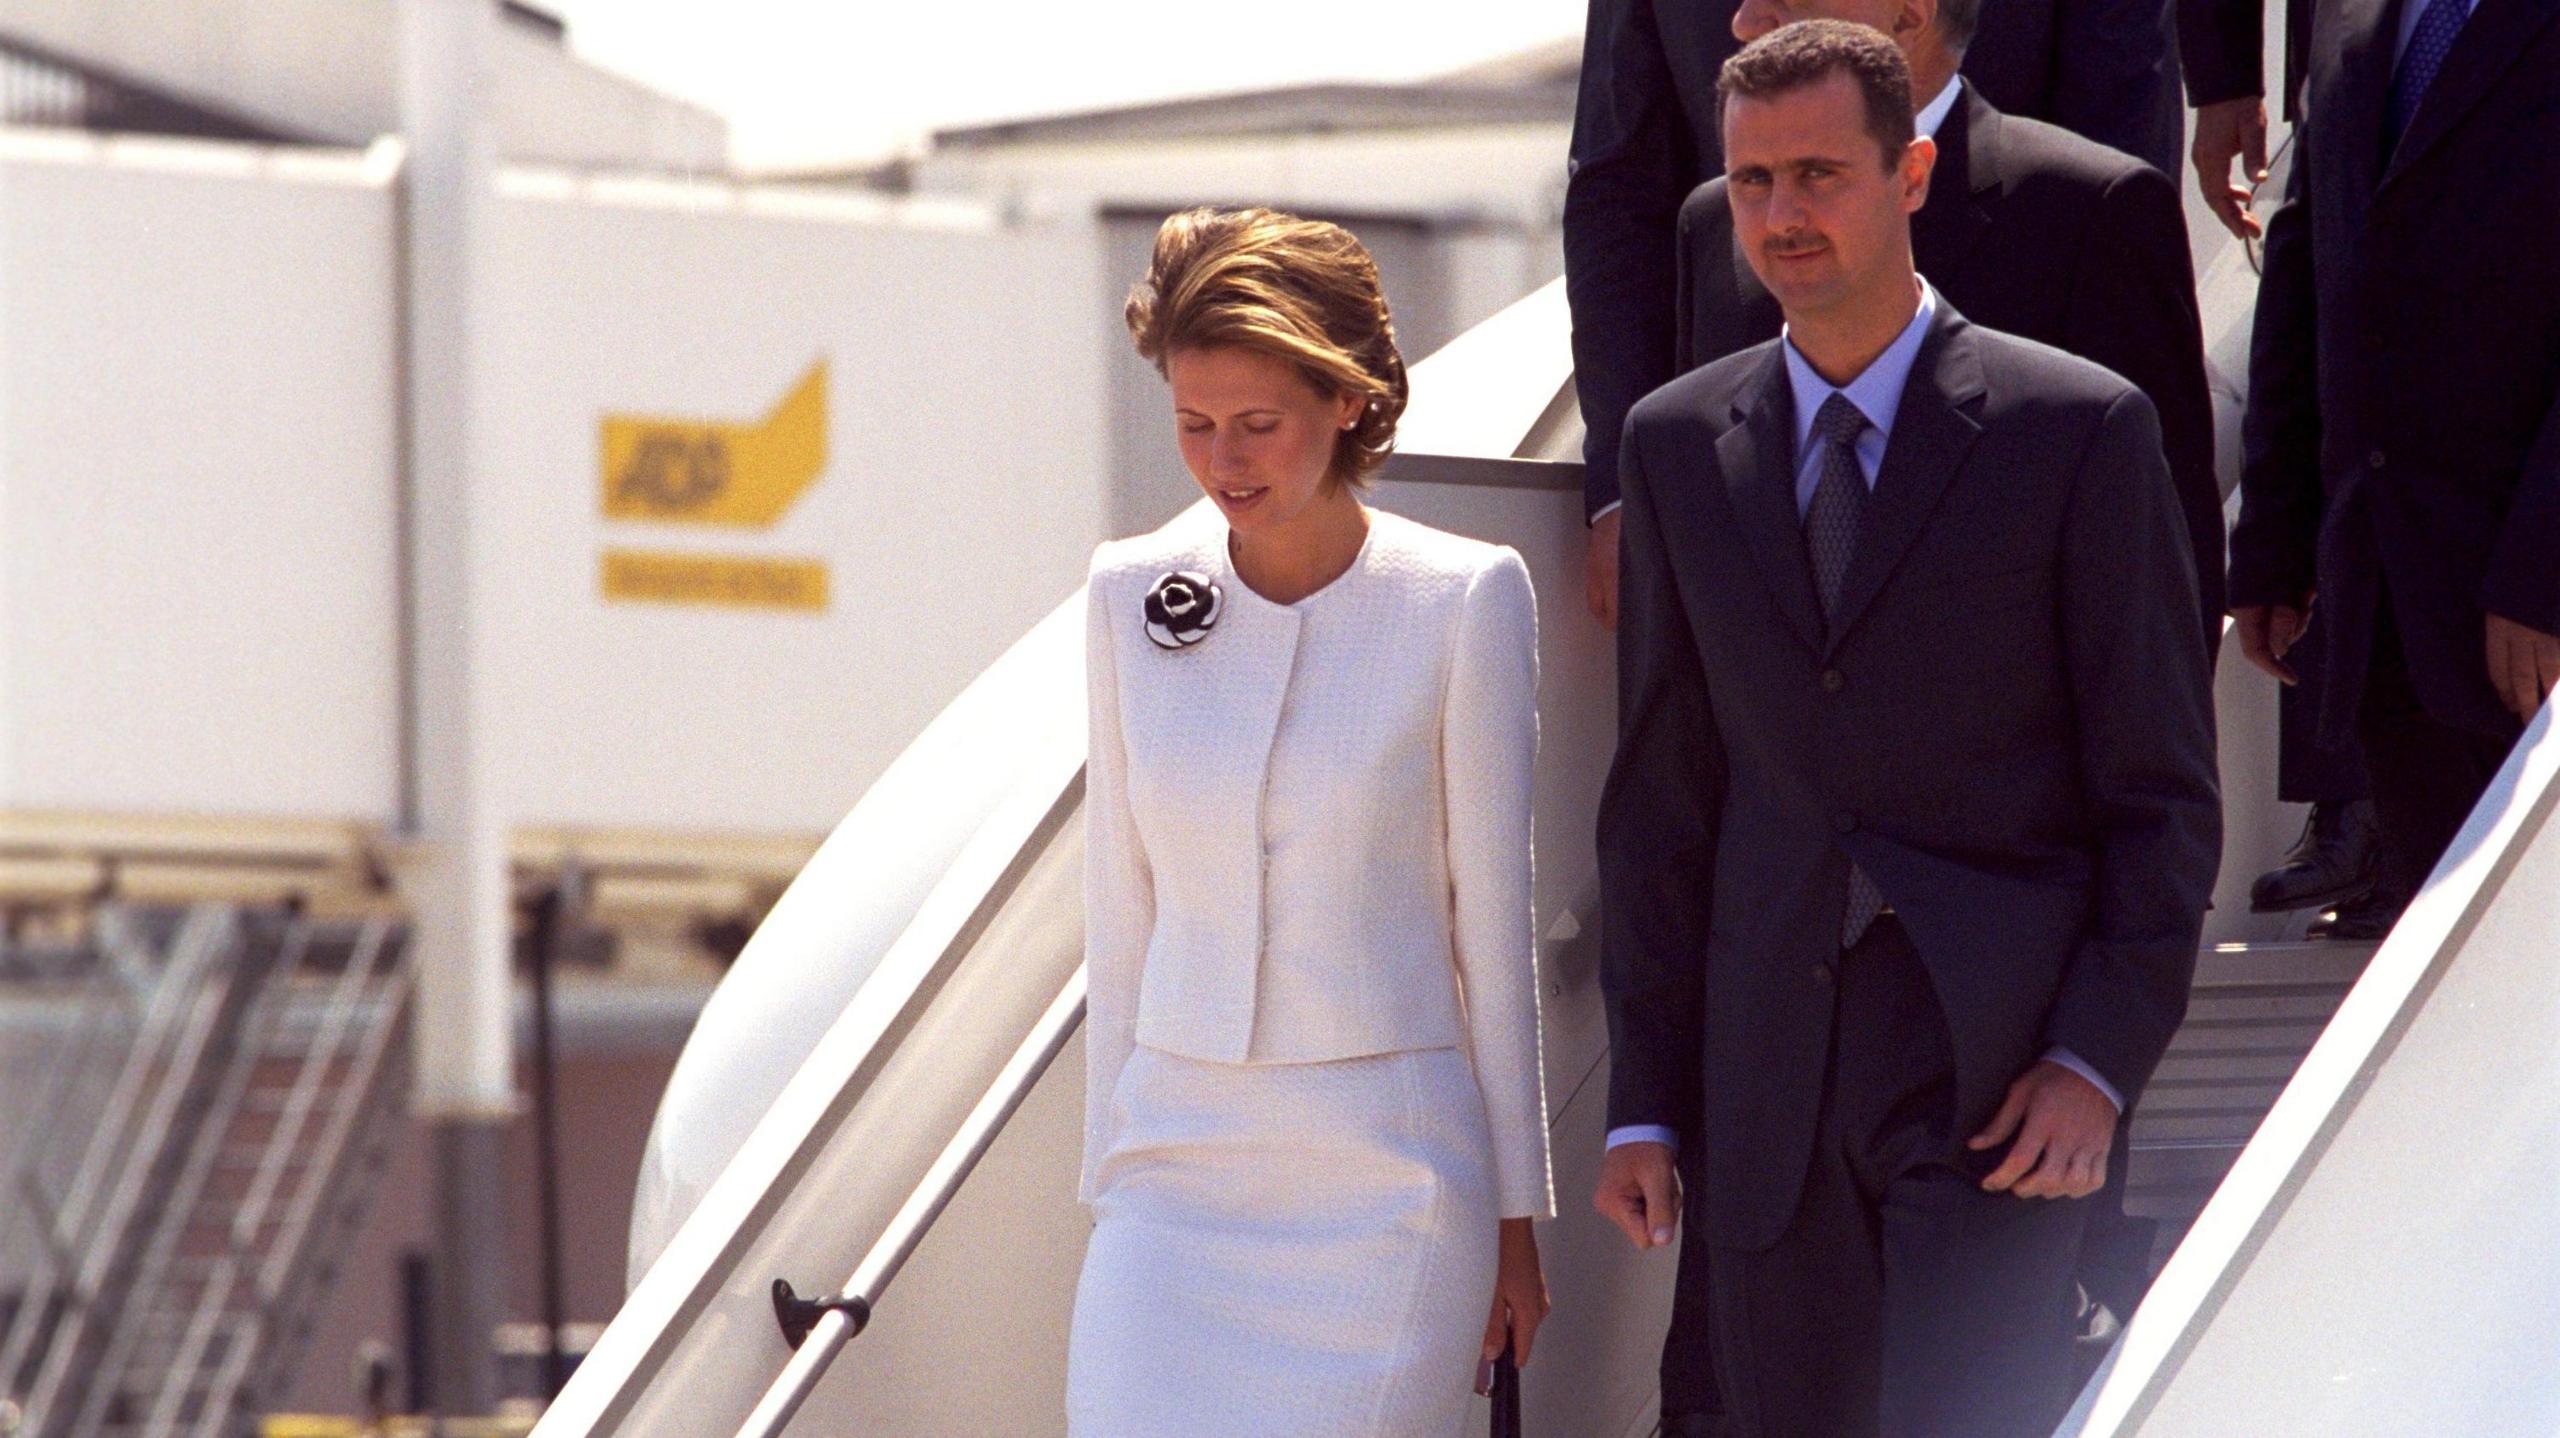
[1068,208,1555,1435]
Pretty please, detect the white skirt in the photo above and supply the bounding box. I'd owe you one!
[1066,1043,1499,1437]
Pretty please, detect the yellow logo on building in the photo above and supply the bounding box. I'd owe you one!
[600,549,829,611]
[601,361,827,527]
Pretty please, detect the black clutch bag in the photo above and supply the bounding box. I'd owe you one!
[1489,1350,1521,1438]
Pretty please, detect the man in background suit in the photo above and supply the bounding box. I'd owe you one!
[2177,0,2387,942]
[1594,23,2219,1435]
[2230,0,2560,930]
[1564,0,2182,630]
[1674,0,2225,653]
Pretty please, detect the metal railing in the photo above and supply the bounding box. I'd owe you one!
[2063,701,2560,1435]
[743,972,1089,1438]
[3,909,243,1426]
[0,908,411,1438]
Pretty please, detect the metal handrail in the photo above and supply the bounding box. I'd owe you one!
[739,970,1090,1438]
[11,908,242,1427]
[2063,700,2559,1433]
[527,738,1089,1438]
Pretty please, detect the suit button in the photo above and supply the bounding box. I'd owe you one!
[2368,448,2387,470]
[1821,668,1845,693]
[1812,961,1836,986]
[1832,813,1857,834]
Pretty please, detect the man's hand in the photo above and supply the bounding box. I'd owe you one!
[2192,97,2271,241]
[1969,1059,2119,1200]
[2233,599,2314,685]
[1586,508,1622,630]
[2487,612,2560,722]
[1592,1139,1679,1249]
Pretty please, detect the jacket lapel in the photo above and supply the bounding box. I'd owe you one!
[1714,351,1828,657]
[1820,307,1988,654]
[1912,84,1997,281]
[2379,0,2560,192]
[2329,0,2403,211]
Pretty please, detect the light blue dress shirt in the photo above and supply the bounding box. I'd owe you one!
[1781,279,1937,517]
[1605,279,2123,1159]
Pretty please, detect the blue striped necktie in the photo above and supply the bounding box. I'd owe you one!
[1805,394,1889,947]
[2386,0,2468,158]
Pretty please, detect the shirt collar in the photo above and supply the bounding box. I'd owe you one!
[1915,76,1963,140]
[1782,278,1939,457]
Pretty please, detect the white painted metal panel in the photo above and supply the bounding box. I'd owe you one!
[2064,706,2560,1437]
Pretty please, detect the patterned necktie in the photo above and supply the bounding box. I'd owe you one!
[2385,0,2467,158]
[1804,394,1889,947]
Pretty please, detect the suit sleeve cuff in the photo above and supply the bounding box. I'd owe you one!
[2043,1046,2126,1116]
[1588,499,1623,527]
[1606,1123,1679,1153]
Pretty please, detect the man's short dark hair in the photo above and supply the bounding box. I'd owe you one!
[1936,0,1985,53]
[1717,19,1917,170]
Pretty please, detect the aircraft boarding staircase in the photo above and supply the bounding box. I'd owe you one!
[0,907,411,1438]
[522,131,2559,1437]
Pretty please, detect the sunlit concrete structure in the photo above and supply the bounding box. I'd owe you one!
[0,0,726,169]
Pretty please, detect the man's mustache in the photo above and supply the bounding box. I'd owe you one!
[1762,233,1830,259]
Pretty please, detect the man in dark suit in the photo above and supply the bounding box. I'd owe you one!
[2230,0,2560,931]
[1563,0,2182,630]
[1674,0,2226,652]
[1592,23,2220,1435]
[1639,4,2215,1418]
[2177,0,2389,941]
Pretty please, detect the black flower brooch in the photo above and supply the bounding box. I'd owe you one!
[1143,571,1222,651]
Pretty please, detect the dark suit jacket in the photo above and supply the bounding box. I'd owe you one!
[2228,0,2560,742]
[2180,0,2314,117]
[1675,83,2226,648]
[1564,0,2184,523]
[1598,301,2220,1250]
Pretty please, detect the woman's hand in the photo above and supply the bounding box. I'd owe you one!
[1478,1216,1549,1388]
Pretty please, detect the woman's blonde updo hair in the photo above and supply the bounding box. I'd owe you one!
[1124,207,1409,489]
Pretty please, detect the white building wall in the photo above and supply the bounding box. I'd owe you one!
[474,173,1107,833]
[0,0,728,172]
[912,122,1570,229]
[0,123,1554,840]
[0,137,1109,834]
[0,133,402,818]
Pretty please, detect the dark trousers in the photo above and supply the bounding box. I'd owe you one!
[2278,610,2372,806]
[1706,918,2090,1438]
[1660,1162,1721,1432]
[1663,1052,2148,1435]
[2356,602,2519,900]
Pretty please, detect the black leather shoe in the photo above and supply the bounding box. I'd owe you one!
[2308,886,2405,942]
[2072,1288,2125,1391]
[2250,800,2379,913]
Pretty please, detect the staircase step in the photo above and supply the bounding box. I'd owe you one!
[211,1141,314,1173]
[2189,939,2380,988]
[2122,942,2380,1277]
[237,1084,348,1117]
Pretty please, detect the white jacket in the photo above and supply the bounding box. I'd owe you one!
[1079,507,1553,1219]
